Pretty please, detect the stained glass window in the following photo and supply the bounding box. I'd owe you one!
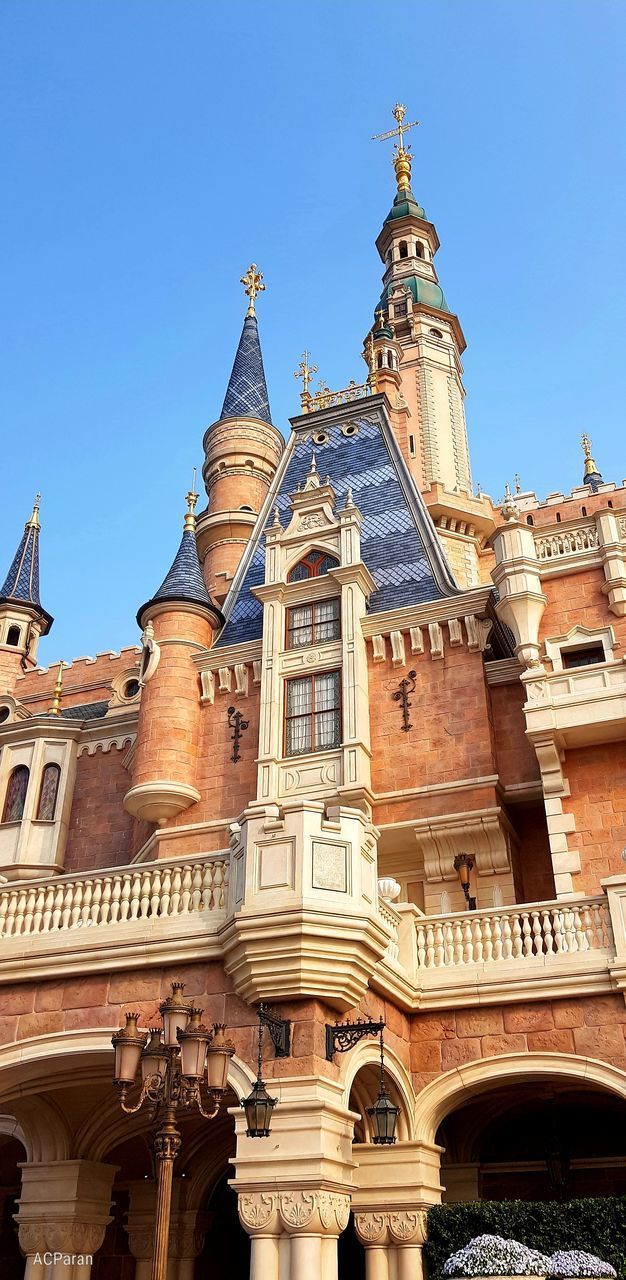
[284,671,341,757]
[2,765,29,823]
[287,551,339,583]
[36,763,61,821]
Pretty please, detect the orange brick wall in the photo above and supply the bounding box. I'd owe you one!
[511,802,555,903]
[540,568,626,653]
[16,647,141,711]
[488,680,540,788]
[132,608,212,791]
[64,748,151,873]
[562,742,626,894]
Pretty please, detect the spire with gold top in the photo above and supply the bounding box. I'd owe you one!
[137,478,223,630]
[220,264,272,423]
[0,494,53,643]
[581,433,604,491]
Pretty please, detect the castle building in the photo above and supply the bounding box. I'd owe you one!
[1,107,626,1280]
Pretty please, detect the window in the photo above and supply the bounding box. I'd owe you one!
[562,644,605,670]
[123,679,140,699]
[6,626,21,647]
[556,512,561,523]
[239,505,254,512]
[36,763,61,821]
[399,240,408,259]
[409,434,416,457]
[526,515,534,526]
[288,552,339,583]
[429,327,443,339]
[0,707,10,724]
[394,299,408,318]
[581,506,587,517]
[287,599,340,649]
[285,671,341,757]
[2,765,29,823]
[415,242,424,259]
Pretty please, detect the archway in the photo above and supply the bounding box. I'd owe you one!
[0,1135,25,1280]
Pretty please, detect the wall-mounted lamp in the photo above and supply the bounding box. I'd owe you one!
[367,1027,399,1146]
[241,1004,278,1138]
[453,852,476,911]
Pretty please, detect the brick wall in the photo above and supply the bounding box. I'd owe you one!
[563,742,626,894]
[540,568,626,651]
[488,680,540,789]
[64,747,147,873]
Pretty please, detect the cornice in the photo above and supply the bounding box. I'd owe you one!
[361,585,493,637]
[193,638,263,672]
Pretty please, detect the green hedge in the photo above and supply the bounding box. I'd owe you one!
[424,1199,626,1280]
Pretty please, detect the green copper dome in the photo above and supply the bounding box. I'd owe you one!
[378,274,449,315]
[384,185,427,224]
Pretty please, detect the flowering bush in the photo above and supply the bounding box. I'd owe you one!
[549,1252,617,1278]
[443,1235,551,1277]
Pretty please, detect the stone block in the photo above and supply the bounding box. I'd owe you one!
[481,1033,527,1056]
[527,1029,576,1053]
[441,1038,481,1070]
[503,1003,554,1033]
[63,979,109,1010]
[455,1009,504,1038]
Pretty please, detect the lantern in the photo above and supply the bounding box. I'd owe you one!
[241,1009,276,1137]
[159,981,192,1047]
[206,1024,236,1094]
[366,1028,398,1146]
[112,1012,147,1085]
[140,1028,168,1082]
[177,1009,211,1080]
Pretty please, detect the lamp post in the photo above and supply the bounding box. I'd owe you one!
[111,983,235,1280]
[453,852,476,911]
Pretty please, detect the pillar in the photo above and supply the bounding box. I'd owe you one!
[15,1160,116,1280]
[355,1211,427,1280]
[126,1179,209,1280]
[239,1189,350,1280]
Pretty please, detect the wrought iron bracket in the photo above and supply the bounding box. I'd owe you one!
[227,706,249,764]
[259,1004,291,1058]
[392,670,416,732]
[325,1018,385,1061]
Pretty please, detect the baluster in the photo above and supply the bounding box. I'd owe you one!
[23,887,37,935]
[482,915,493,962]
[563,908,575,952]
[120,875,133,921]
[209,862,221,910]
[510,914,522,958]
[472,916,484,963]
[190,865,203,912]
[552,908,565,952]
[521,912,533,956]
[501,915,513,960]
[70,884,83,929]
[100,878,113,923]
[416,924,426,969]
[180,867,192,913]
[530,910,542,957]
[80,881,93,925]
[574,906,589,951]
[200,864,213,911]
[91,880,103,925]
[170,868,182,915]
[541,909,554,954]
[452,920,464,964]
[51,885,64,930]
[0,891,11,938]
[110,877,122,923]
[160,868,172,917]
[61,885,73,929]
[432,923,443,967]
[138,871,150,918]
[150,870,162,917]
[33,885,48,934]
[13,889,28,936]
[491,916,503,961]
[441,920,453,965]
[599,902,612,948]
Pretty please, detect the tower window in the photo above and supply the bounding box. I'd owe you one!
[394,300,408,318]
[415,242,425,259]
[556,512,561,523]
[377,353,383,369]
[288,551,339,582]
[581,506,587,517]
[562,644,605,670]
[286,599,340,649]
[526,515,534,526]
[429,328,443,339]
[284,671,341,757]
[6,626,21,647]
[399,240,408,259]
[2,765,30,823]
[409,434,416,458]
[608,500,614,508]
[36,763,61,821]
[123,679,140,700]
[387,352,393,368]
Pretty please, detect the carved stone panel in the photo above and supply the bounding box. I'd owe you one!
[312,840,348,892]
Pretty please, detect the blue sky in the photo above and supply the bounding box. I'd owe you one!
[2,0,625,666]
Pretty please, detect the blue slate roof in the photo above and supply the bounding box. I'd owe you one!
[0,504,53,631]
[221,314,272,423]
[138,526,221,626]
[61,700,109,720]
[215,402,459,648]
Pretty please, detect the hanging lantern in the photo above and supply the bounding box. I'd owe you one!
[366,1028,399,1146]
[159,981,192,1047]
[241,1007,277,1138]
[177,1009,212,1080]
[111,1012,147,1085]
[206,1024,236,1094]
[140,1028,168,1082]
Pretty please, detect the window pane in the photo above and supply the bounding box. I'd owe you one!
[314,671,339,711]
[287,677,312,716]
[286,715,312,756]
[288,561,311,582]
[315,709,340,751]
[2,766,29,823]
[37,764,61,821]
[314,599,340,643]
[288,604,313,649]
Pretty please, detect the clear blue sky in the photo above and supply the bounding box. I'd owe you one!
[2,0,625,666]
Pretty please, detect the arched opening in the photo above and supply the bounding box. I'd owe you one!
[5,627,20,648]
[415,241,425,258]
[581,505,587,516]
[2,766,29,824]
[287,551,339,583]
[556,511,561,523]
[387,351,393,368]
[377,352,384,369]
[36,762,61,821]
[0,1135,26,1279]
[399,240,408,259]
[526,514,534,525]
[437,1078,626,1203]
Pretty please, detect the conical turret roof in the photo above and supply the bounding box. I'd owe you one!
[221,314,272,423]
[137,495,223,628]
[0,497,53,632]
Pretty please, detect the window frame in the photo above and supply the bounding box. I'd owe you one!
[287,550,340,584]
[283,669,342,759]
[1,764,30,824]
[36,762,62,822]
[285,598,341,651]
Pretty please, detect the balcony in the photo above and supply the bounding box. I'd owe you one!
[524,659,626,749]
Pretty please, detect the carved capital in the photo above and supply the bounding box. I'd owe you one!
[388,1209,427,1244]
[238,1192,279,1236]
[354,1211,388,1245]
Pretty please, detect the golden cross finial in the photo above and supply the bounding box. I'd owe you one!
[581,432,599,478]
[184,468,199,530]
[28,492,41,529]
[514,473,521,494]
[375,307,386,331]
[240,263,266,317]
[294,350,318,395]
[372,103,419,191]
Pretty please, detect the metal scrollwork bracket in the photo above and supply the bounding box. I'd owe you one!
[227,706,249,763]
[325,1017,385,1061]
[392,669,416,732]
[259,1003,291,1058]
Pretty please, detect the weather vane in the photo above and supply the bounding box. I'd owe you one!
[294,350,318,396]
[373,104,419,192]
[240,263,266,317]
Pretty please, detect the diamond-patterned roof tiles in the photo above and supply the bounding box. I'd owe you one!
[0,522,42,608]
[221,314,272,424]
[215,406,458,648]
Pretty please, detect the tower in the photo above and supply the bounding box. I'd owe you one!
[0,496,53,691]
[370,106,496,586]
[197,264,284,606]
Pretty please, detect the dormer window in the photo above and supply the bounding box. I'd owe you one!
[288,552,339,582]
[285,671,341,757]
[286,600,340,649]
[2,765,29,823]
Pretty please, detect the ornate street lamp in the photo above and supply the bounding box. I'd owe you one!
[367,1026,399,1146]
[242,1004,277,1138]
[111,984,235,1280]
[453,852,476,910]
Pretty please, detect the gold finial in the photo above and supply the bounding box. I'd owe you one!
[372,103,419,192]
[294,350,318,396]
[365,331,377,392]
[184,469,198,531]
[240,263,266,317]
[581,432,599,478]
[375,307,386,331]
[49,661,65,716]
[27,493,41,530]
[501,482,520,524]
[514,473,521,494]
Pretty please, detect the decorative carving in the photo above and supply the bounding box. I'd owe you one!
[140,621,160,686]
[390,630,406,666]
[410,625,424,653]
[325,1016,385,1061]
[252,660,262,684]
[299,512,327,530]
[234,663,249,696]
[393,669,417,732]
[448,618,463,646]
[218,668,232,693]
[238,1192,277,1232]
[354,1211,387,1243]
[371,634,386,662]
[388,1209,427,1244]
[428,621,444,659]
[200,670,215,704]
[227,706,249,763]
[280,1190,316,1229]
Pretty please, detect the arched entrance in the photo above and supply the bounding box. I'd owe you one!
[0,1136,25,1280]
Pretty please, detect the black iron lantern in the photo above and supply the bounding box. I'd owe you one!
[367,1028,399,1145]
[242,1007,277,1138]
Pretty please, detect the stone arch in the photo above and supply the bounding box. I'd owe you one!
[339,1037,417,1142]
[0,1097,71,1163]
[414,1051,626,1145]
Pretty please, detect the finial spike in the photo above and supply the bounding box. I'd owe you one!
[49,661,65,716]
[272,506,281,528]
[28,493,41,529]
[581,431,602,482]
[294,350,318,396]
[240,263,266,317]
[372,103,419,192]
[184,474,199,531]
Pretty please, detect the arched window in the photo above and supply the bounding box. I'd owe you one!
[608,500,614,509]
[387,352,393,368]
[526,515,534,526]
[37,763,61,821]
[581,506,587,517]
[399,240,408,259]
[287,551,339,583]
[2,765,29,823]
[377,352,383,369]
[556,512,561,523]
[6,626,21,647]
[415,242,425,259]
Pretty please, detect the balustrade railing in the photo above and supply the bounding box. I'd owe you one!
[415,896,613,970]
[0,856,228,940]
[378,897,400,965]
[534,524,598,560]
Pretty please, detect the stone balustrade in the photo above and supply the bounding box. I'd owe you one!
[534,523,599,561]
[378,897,401,965]
[415,896,612,969]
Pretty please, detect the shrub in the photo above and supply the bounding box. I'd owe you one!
[549,1252,617,1278]
[442,1234,550,1277]
[425,1200,626,1280]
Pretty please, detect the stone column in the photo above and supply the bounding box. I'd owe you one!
[16,1160,116,1280]
[238,1192,282,1280]
[355,1209,427,1280]
[354,1212,391,1280]
[239,1189,350,1280]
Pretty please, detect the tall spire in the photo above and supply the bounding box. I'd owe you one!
[581,433,604,490]
[137,487,223,629]
[373,103,427,222]
[220,264,272,423]
[0,495,52,630]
